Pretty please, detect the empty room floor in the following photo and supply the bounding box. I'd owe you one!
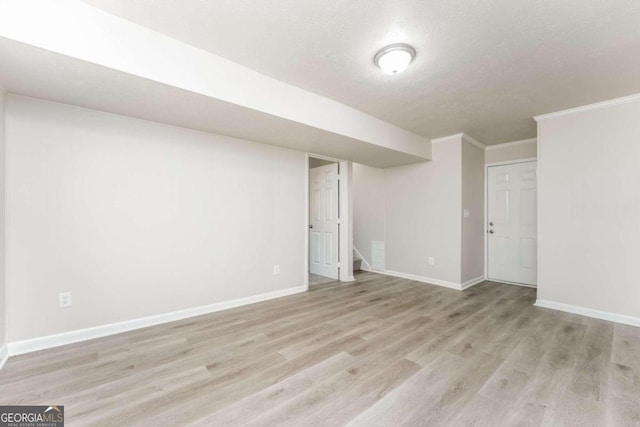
[308,273,337,287]
[0,272,638,426]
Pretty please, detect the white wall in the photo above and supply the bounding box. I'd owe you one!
[353,163,385,264]
[461,141,485,282]
[6,96,306,342]
[309,157,335,169]
[537,96,640,319]
[485,139,537,164]
[353,135,488,287]
[0,87,6,348]
[385,138,462,283]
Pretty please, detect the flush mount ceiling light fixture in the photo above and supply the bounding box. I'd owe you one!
[374,43,416,75]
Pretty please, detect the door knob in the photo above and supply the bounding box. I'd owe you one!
[489,230,494,234]
[489,222,494,226]
[309,225,313,229]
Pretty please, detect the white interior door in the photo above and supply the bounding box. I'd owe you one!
[309,163,339,279]
[487,161,537,286]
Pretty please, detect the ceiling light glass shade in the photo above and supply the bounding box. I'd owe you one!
[374,44,416,75]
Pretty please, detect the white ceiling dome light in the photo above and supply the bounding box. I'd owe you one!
[374,44,416,75]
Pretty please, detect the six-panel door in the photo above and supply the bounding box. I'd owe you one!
[487,161,537,286]
[309,163,339,279]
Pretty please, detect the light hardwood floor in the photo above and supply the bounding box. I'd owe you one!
[1,272,639,426]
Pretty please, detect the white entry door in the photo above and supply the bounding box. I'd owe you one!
[487,161,537,286]
[309,163,339,279]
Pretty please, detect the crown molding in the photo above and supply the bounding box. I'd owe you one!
[461,133,486,150]
[485,138,537,151]
[534,92,640,122]
[430,133,486,150]
[431,133,464,144]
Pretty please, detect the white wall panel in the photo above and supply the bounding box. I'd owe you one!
[537,96,640,319]
[6,95,306,341]
[461,140,485,282]
[0,88,6,347]
[385,139,462,283]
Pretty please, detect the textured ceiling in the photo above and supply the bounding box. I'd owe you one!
[82,0,640,144]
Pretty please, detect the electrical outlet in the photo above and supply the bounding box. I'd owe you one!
[273,265,280,275]
[463,209,470,218]
[428,257,435,266]
[59,292,72,308]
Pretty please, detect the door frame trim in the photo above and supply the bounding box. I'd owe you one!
[305,153,354,290]
[484,158,537,286]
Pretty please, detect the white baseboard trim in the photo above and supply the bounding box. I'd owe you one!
[535,299,640,328]
[365,268,463,291]
[7,285,307,357]
[461,276,486,290]
[362,269,485,292]
[0,344,8,370]
[488,278,537,289]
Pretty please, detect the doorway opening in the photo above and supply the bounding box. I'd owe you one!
[305,154,353,289]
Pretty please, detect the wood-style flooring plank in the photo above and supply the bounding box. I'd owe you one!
[0,271,638,426]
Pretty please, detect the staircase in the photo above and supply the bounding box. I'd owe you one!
[353,251,362,272]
